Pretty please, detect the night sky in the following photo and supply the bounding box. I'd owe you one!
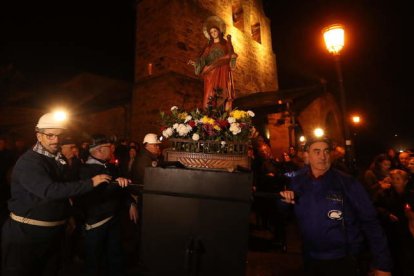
[1,0,413,164]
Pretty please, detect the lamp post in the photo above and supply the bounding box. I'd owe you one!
[323,24,354,171]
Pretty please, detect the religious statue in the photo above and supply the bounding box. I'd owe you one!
[188,16,238,111]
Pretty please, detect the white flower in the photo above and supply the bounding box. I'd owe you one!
[184,115,192,123]
[221,141,226,148]
[177,124,192,136]
[227,117,236,124]
[229,123,241,135]
[192,133,200,141]
[173,123,179,129]
[171,106,178,111]
[162,127,174,138]
[194,119,200,125]
[247,110,255,117]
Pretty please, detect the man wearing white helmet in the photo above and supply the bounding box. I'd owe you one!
[131,133,162,185]
[1,112,125,275]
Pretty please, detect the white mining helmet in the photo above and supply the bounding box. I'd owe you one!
[143,133,161,144]
[36,111,68,130]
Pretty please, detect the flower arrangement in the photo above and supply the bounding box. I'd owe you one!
[160,89,255,144]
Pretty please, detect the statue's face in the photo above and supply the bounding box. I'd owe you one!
[209,28,219,39]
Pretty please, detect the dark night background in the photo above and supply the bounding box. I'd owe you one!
[1,0,413,169]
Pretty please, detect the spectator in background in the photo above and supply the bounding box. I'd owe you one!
[288,146,305,169]
[407,157,414,189]
[60,137,82,182]
[79,140,90,163]
[331,145,351,174]
[398,151,411,172]
[386,147,400,169]
[12,137,27,162]
[363,154,392,198]
[115,139,130,175]
[374,169,414,276]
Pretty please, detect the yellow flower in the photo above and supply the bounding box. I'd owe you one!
[230,110,247,120]
[213,125,221,131]
[201,116,215,124]
[178,112,188,120]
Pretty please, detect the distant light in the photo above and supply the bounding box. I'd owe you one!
[394,134,398,137]
[299,136,306,143]
[323,24,345,55]
[313,128,324,138]
[351,116,361,124]
[52,110,67,121]
[399,149,404,153]
[265,127,270,139]
[277,100,283,105]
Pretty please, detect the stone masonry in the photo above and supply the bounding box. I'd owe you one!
[132,0,278,141]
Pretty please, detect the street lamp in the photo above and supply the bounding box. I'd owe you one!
[350,114,362,163]
[351,115,361,125]
[323,24,354,170]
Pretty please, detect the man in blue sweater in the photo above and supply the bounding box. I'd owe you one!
[280,137,392,276]
[1,112,125,275]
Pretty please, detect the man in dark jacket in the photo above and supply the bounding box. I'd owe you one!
[130,133,162,185]
[75,134,137,276]
[280,137,392,276]
[1,112,114,275]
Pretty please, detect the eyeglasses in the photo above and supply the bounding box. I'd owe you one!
[39,132,62,140]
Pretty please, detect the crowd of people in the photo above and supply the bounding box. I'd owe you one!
[0,112,414,275]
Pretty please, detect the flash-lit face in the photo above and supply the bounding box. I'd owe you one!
[408,158,414,173]
[379,160,391,172]
[391,173,408,193]
[61,144,75,159]
[97,143,112,161]
[308,141,331,177]
[399,152,410,168]
[36,128,64,154]
[145,143,161,157]
[209,28,220,39]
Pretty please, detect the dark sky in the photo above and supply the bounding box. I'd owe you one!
[0,1,136,82]
[1,0,413,159]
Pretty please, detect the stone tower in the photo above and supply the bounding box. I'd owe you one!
[131,0,278,141]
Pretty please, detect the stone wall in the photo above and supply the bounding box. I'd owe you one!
[298,93,343,144]
[266,93,343,158]
[133,0,278,142]
[131,72,203,140]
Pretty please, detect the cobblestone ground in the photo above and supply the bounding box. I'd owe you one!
[246,217,305,276]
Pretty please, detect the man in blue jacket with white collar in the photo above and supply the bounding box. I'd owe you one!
[280,137,392,276]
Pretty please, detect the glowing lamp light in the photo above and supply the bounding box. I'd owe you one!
[351,115,361,124]
[299,136,306,143]
[264,127,270,140]
[323,24,344,55]
[313,128,325,138]
[53,110,68,121]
